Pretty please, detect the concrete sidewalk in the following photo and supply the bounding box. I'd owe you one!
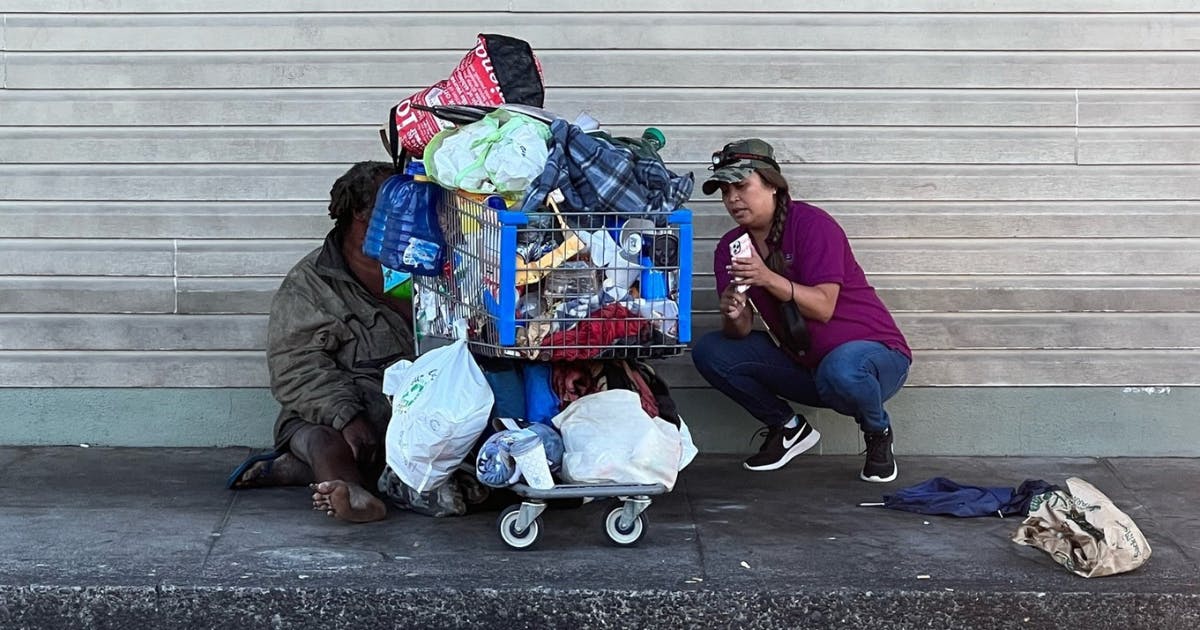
[0,447,1196,629]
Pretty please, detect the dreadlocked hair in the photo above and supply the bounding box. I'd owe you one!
[757,168,793,277]
[328,161,394,231]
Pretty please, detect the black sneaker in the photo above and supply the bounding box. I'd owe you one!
[743,418,821,471]
[860,428,897,483]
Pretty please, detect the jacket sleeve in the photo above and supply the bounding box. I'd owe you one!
[266,284,364,431]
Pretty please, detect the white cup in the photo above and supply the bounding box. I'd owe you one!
[510,429,555,490]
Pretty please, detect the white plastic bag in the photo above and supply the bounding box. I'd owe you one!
[678,415,698,471]
[381,359,413,397]
[483,118,550,194]
[552,389,686,490]
[425,110,550,198]
[430,119,497,192]
[383,339,493,493]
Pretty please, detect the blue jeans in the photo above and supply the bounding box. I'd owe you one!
[691,331,910,434]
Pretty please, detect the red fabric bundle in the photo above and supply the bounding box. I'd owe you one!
[540,303,650,362]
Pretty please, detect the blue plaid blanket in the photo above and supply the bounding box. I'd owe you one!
[518,119,694,225]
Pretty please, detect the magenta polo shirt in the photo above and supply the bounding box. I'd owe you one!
[713,201,912,370]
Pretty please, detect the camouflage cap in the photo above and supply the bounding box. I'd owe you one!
[702,138,780,195]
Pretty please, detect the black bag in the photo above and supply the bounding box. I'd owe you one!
[779,301,811,354]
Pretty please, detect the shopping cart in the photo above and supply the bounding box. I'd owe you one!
[413,190,691,549]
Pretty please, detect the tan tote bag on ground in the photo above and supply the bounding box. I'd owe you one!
[1012,477,1152,578]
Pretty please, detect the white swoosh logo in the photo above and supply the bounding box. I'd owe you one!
[783,428,804,449]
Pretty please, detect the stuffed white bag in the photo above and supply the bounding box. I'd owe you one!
[383,339,493,493]
[552,389,688,491]
[483,118,550,195]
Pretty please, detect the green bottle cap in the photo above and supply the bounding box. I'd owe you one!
[642,127,666,148]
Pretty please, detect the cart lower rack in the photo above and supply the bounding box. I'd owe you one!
[497,482,668,549]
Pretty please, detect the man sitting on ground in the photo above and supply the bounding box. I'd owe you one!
[228,161,413,523]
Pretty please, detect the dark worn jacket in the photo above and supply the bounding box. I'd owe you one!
[268,230,414,449]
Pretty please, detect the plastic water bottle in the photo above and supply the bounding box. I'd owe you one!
[639,256,669,300]
[363,171,412,261]
[377,160,446,276]
[642,127,666,152]
[596,127,668,163]
[627,127,666,162]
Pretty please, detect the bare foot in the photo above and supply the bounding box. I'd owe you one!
[309,481,386,523]
[233,453,313,489]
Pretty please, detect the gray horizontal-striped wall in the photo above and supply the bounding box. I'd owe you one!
[1,1,1197,453]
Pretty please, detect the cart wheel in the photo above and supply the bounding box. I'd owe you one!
[602,502,648,547]
[498,505,542,550]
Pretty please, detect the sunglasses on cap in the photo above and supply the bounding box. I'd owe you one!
[710,150,780,171]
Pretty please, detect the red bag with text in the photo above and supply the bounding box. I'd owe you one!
[387,34,545,159]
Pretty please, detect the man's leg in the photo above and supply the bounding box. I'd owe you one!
[813,340,911,482]
[290,424,386,523]
[692,331,824,470]
[228,451,313,489]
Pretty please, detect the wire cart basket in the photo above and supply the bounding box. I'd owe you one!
[413,191,692,361]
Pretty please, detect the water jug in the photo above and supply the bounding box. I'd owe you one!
[376,160,446,276]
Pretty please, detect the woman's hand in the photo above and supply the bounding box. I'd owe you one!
[720,283,748,320]
[728,250,780,290]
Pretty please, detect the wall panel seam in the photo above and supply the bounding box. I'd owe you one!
[1080,87,1089,164]
[2,13,8,89]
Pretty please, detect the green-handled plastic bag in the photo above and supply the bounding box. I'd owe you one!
[424,109,551,200]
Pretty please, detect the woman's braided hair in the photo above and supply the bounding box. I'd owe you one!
[757,166,811,352]
[757,167,793,277]
[328,161,394,231]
